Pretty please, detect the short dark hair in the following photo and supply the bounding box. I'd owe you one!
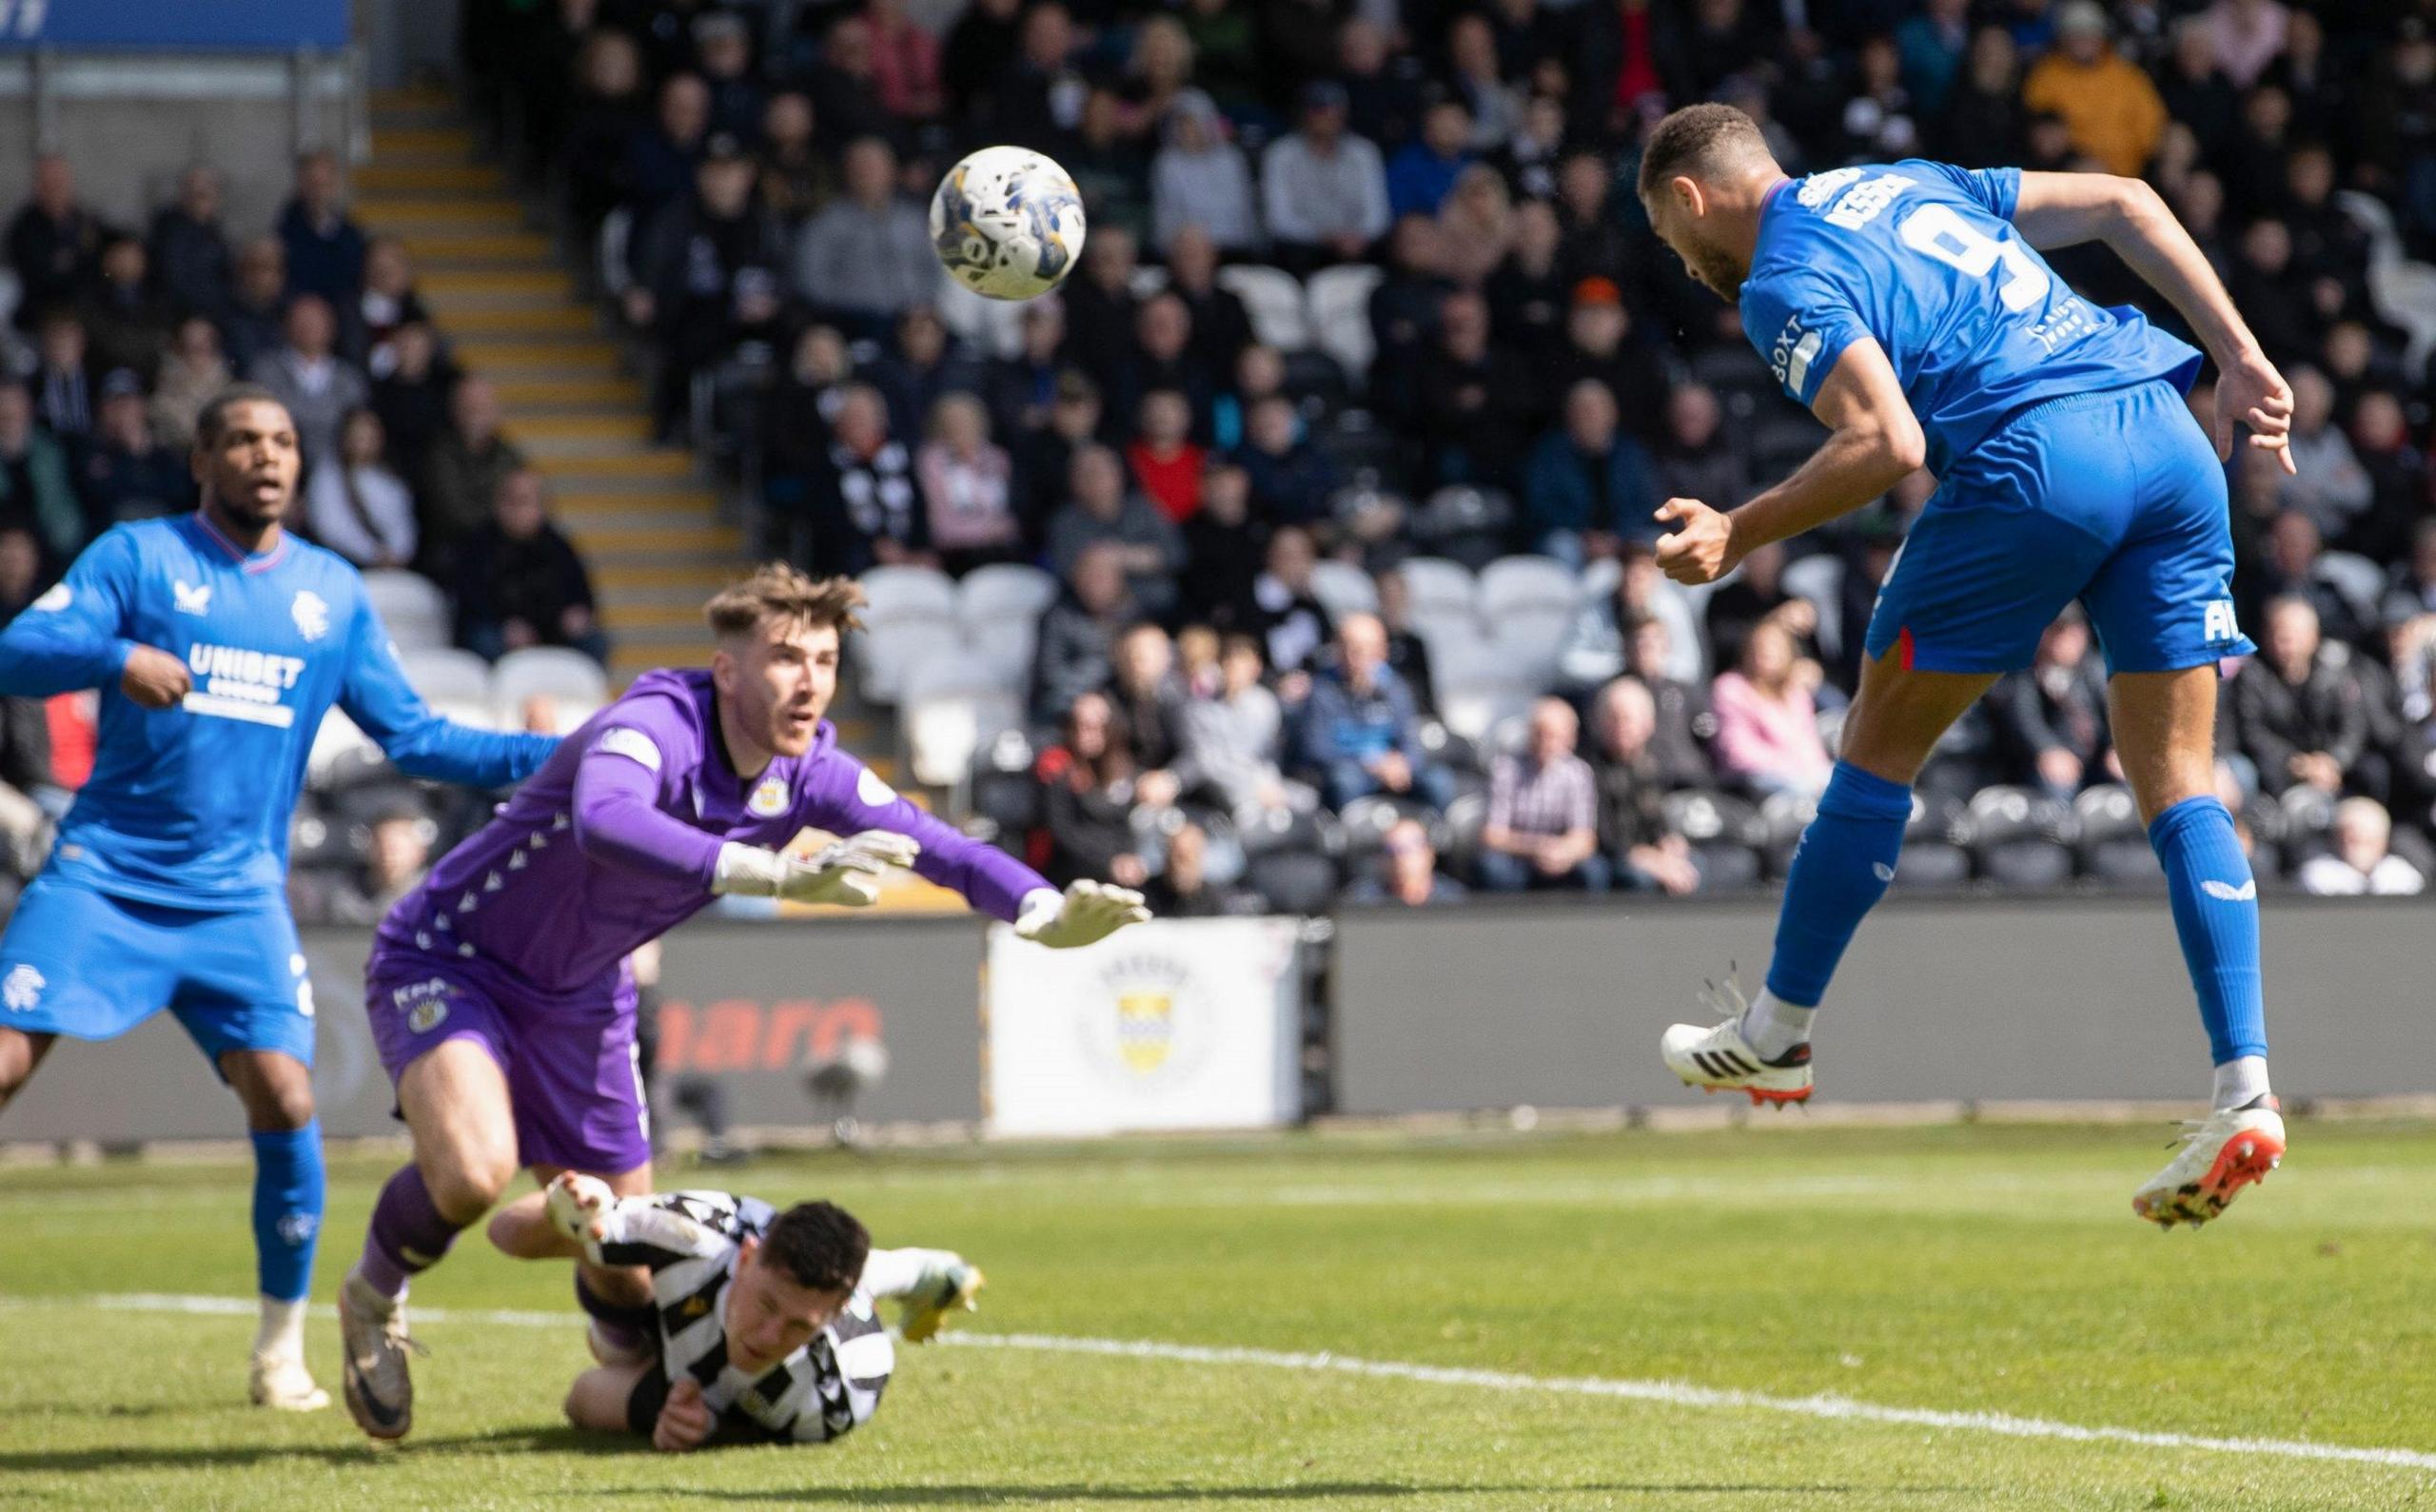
[1637,103,1771,202]
[758,1201,871,1295]
[195,383,292,447]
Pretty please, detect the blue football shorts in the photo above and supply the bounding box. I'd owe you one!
[0,872,318,1067]
[1864,378,2257,676]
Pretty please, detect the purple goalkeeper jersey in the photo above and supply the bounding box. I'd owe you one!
[373,668,1050,998]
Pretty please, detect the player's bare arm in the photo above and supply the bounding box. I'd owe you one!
[2009,170,2295,475]
[1654,339,1925,586]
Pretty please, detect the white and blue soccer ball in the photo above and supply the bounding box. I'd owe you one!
[930,146,1087,302]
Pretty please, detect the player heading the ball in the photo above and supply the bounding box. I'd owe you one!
[1637,105,2293,1228]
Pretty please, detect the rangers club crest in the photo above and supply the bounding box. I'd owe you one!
[1,965,43,1012]
[291,589,331,642]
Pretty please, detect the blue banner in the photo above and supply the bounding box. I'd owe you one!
[0,0,350,50]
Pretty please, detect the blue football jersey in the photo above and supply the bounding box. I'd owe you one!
[0,514,554,906]
[1738,160,2205,478]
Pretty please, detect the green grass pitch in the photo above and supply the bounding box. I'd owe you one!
[3,1121,2432,1509]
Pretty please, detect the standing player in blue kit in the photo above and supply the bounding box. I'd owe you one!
[1635,106,2295,1227]
[0,385,555,1408]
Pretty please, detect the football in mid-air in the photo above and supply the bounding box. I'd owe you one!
[930,146,1087,301]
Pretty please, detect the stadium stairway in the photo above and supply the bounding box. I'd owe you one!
[360,88,922,849]
[361,88,735,686]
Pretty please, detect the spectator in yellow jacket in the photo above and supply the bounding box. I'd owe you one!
[2022,1,2167,177]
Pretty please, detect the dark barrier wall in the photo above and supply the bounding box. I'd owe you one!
[2,917,986,1143]
[1334,895,2436,1112]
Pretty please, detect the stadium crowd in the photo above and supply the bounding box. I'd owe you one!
[5,0,2436,920]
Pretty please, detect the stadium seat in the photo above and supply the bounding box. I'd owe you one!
[363,570,451,652]
[933,279,1027,359]
[856,619,962,707]
[1436,790,1489,875]
[1316,407,1407,486]
[1579,555,1621,607]
[2315,552,2387,623]
[492,647,609,724]
[1968,786,2076,888]
[1245,847,1336,913]
[1214,265,1310,350]
[1408,486,1512,570]
[1334,795,1413,861]
[2368,257,2436,381]
[1485,608,1574,682]
[1306,264,1384,379]
[2335,189,2404,270]
[306,708,381,789]
[955,562,1059,627]
[597,206,635,296]
[900,654,1024,788]
[1237,802,1327,856]
[401,647,494,707]
[1435,675,1539,744]
[1758,790,1818,877]
[1899,794,1974,888]
[1397,557,1478,623]
[968,735,1044,844]
[1127,265,1171,300]
[1279,348,1351,414]
[2073,783,2156,883]
[1308,559,1381,620]
[956,618,1039,692]
[1477,556,1581,619]
[858,564,958,623]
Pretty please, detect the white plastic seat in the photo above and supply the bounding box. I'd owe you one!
[1307,560,1381,620]
[958,619,1039,692]
[955,562,1059,629]
[856,619,962,706]
[1396,557,1477,621]
[493,647,609,709]
[401,647,494,707]
[1214,265,1309,350]
[1306,264,1383,379]
[933,280,1028,360]
[363,570,451,652]
[1486,607,1575,680]
[430,697,505,733]
[2315,551,2387,620]
[1578,556,1621,606]
[857,564,958,624]
[1436,676,1540,744]
[1128,265,1171,300]
[1477,555,1581,619]
[900,653,1026,788]
[306,709,380,788]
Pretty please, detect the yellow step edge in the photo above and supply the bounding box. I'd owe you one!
[533,450,695,480]
[552,492,720,518]
[439,306,599,335]
[370,127,473,156]
[491,377,645,405]
[505,413,653,442]
[371,86,456,108]
[455,340,623,371]
[357,164,503,192]
[595,560,737,584]
[359,199,526,226]
[569,523,743,552]
[400,231,555,260]
[422,268,577,296]
[597,602,714,629]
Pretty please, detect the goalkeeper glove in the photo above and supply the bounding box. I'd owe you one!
[711,831,922,906]
[1012,878,1152,949]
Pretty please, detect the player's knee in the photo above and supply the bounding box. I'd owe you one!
[248,1078,317,1132]
[425,1146,518,1223]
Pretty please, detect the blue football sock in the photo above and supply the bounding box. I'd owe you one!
[1764,761,1913,1010]
[250,1121,324,1304]
[2148,795,2266,1065]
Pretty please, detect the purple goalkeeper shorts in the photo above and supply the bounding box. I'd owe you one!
[363,947,651,1175]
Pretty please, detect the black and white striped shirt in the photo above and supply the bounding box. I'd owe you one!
[590,1190,894,1443]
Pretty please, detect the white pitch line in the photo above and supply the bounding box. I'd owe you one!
[11,1293,2435,1475]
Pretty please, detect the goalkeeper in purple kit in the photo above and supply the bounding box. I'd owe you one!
[337,564,1148,1442]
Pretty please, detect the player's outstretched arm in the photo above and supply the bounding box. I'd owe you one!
[2010,171,2294,475]
[1654,340,1925,585]
[338,594,557,785]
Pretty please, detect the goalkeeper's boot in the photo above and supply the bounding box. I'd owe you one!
[1659,976,1812,1107]
[894,1251,986,1343]
[338,1270,421,1441]
[2132,1095,2285,1229]
[248,1351,330,1412]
